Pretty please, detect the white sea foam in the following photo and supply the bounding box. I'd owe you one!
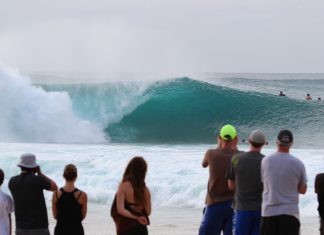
[0,67,106,143]
[0,142,322,218]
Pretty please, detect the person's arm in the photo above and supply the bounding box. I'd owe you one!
[9,213,11,235]
[52,191,58,219]
[79,192,88,220]
[298,184,307,194]
[315,175,319,193]
[202,151,210,168]
[298,163,307,194]
[228,180,235,191]
[116,183,148,225]
[144,187,151,215]
[36,166,58,191]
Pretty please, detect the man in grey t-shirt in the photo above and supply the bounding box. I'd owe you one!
[227,130,266,235]
[260,129,307,235]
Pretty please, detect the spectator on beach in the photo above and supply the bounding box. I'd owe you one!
[260,130,307,235]
[111,157,151,235]
[315,173,324,235]
[52,164,87,235]
[199,124,241,235]
[0,169,14,235]
[227,130,266,235]
[9,153,57,235]
[305,93,312,100]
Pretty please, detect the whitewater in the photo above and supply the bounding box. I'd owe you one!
[0,67,324,232]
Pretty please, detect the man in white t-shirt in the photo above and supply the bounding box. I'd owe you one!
[0,168,14,235]
[260,129,307,235]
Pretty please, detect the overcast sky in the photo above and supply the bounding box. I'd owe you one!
[0,0,323,74]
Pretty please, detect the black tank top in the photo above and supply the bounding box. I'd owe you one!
[56,188,83,224]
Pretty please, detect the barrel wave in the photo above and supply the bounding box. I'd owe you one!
[1,67,323,145]
[105,78,324,145]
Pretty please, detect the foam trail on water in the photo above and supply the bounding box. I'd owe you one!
[0,67,105,143]
[0,143,321,215]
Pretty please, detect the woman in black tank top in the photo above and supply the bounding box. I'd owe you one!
[52,164,87,235]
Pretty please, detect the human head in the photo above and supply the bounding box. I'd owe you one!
[63,164,78,181]
[219,124,237,142]
[248,129,266,148]
[123,156,148,205]
[0,169,4,186]
[307,93,310,96]
[18,153,39,172]
[277,129,293,147]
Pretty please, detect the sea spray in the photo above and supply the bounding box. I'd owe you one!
[0,67,105,143]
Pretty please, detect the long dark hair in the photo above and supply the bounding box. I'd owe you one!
[122,156,147,206]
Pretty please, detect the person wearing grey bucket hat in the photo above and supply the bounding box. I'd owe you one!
[17,153,39,169]
[227,129,266,235]
[9,153,57,235]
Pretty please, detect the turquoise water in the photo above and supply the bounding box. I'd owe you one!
[41,77,324,146]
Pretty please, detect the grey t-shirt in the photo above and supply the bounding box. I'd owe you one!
[227,151,264,211]
[261,152,307,217]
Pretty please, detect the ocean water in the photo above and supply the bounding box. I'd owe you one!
[0,67,324,217]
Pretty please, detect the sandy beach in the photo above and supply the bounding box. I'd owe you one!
[43,203,320,235]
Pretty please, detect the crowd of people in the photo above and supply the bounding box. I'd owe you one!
[199,125,323,235]
[0,125,323,235]
[0,155,151,235]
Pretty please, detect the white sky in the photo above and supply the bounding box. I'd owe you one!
[0,0,323,74]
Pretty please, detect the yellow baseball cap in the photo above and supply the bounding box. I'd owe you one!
[220,124,237,141]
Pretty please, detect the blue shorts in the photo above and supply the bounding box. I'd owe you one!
[233,210,261,235]
[199,200,233,235]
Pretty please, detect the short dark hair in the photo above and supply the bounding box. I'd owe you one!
[63,164,77,181]
[249,141,264,148]
[0,169,4,186]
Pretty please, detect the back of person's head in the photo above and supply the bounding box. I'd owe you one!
[219,124,237,143]
[123,156,147,205]
[0,169,4,186]
[277,129,293,148]
[249,129,266,148]
[63,164,78,181]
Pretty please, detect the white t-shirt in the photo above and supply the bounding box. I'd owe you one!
[0,189,14,235]
[261,152,307,219]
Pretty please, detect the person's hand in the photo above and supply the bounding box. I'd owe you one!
[35,166,41,175]
[137,216,148,225]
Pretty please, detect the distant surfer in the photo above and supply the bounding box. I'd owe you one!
[318,97,322,101]
[305,94,312,100]
[279,91,286,96]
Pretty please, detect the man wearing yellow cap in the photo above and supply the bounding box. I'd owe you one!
[199,124,241,235]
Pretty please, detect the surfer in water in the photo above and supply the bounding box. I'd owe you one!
[305,94,312,100]
[279,91,286,96]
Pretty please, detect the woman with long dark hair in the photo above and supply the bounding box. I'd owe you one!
[52,164,87,235]
[111,157,151,235]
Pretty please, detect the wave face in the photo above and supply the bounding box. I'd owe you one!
[107,78,324,145]
[2,68,324,145]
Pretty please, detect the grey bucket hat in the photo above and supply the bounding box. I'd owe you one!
[17,153,39,169]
